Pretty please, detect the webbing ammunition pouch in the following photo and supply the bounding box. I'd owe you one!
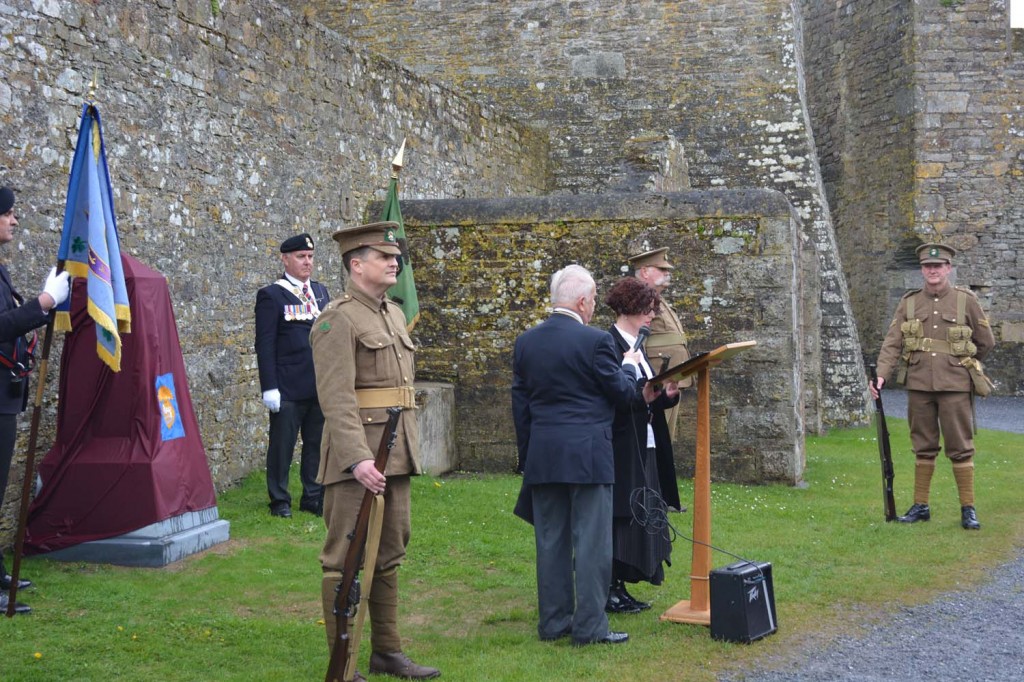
[898,290,992,394]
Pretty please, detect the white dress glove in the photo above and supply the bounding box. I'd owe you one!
[262,389,281,413]
[42,267,71,307]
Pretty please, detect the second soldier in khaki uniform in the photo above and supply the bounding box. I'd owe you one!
[630,247,690,512]
[311,221,439,680]
[871,243,995,530]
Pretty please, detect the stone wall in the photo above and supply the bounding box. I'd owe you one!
[799,0,1023,392]
[797,0,917,358]
[294,0,870,425]
[0,0,548,540]
[912,0,1024,394]
[391,190,812,484]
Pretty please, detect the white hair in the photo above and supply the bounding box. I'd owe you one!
[550,264,595,307]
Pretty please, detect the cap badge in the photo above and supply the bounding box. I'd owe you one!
[929,247,939,257]
[385,228,397,243]
[305,237,314,249]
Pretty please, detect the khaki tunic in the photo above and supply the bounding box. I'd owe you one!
[310,281,421,571]
[648,299,691,443]
[876,284,994,392]
[875,283,994,462]
[648,301,691,388]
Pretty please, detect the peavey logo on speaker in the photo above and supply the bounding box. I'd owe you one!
[746,585,761,603]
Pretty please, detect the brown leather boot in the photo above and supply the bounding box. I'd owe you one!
[368,651,440,679]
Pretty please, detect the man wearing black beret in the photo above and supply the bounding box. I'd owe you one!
[254,233,330,518]
[0,186,70,614]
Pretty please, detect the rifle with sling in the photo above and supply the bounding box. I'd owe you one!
[325,406,402,682]
[868,364,897,522]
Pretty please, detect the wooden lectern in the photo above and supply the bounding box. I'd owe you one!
[656,340,757,626]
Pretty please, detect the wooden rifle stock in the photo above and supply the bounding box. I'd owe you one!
[868,365,897,522]
[325,406,402,682]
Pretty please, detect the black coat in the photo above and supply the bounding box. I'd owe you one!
[511,313,640,522]
[254,277,330,402]
[609,326,680,513]
[0,264,48,415]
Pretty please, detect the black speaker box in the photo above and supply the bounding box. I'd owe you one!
[710,560,778,643]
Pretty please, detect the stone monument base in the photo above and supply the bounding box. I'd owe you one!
[39,507,230,568]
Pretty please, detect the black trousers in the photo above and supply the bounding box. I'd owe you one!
[265,398,324,510]
[0,412,18,565]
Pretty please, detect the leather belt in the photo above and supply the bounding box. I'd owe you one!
[355,386,417,409]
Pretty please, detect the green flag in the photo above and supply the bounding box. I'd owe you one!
[381,163,419,331]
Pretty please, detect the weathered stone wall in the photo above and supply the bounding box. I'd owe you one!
[799,0,1023,393]
[912,0,1024,394]
[0,0,548,540]
[797,0,917,358]
[391,190,812,484]
[294,0,870,426]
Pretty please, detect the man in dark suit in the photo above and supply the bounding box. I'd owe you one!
[0,185,70,615]
[255,233,329,518]
[512,264,653,646]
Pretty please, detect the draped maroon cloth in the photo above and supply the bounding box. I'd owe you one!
[24,254,217,553]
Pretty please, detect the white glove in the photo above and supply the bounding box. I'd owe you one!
[262,389,281,413]
[42,267,71,307]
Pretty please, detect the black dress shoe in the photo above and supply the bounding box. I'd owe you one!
[269,504,292,518]
[961,505,981,530]
[606,584,641,614]
[573,631,629,647]
[0,592,32,614]
[299,501,322,517]
[0,573,32,591]
[619,584,651,611]
[897,503,930,523]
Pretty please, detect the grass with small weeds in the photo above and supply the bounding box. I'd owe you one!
[2,422,1022,681]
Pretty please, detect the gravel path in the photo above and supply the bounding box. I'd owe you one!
[719,393,1024,682]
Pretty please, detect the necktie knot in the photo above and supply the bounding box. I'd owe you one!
[302,284,309,298]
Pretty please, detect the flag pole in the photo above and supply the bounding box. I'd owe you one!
[6,78,95,615]
[4,287,61,616]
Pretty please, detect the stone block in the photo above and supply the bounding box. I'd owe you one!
[415,382,456,476]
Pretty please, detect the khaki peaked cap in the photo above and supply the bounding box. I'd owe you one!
[332,221,402,256]
[917,242,956,265]
[628,247,674,270]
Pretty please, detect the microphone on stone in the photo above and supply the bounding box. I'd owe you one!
[633,325,651,352]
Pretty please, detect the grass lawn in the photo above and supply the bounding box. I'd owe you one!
[3,421,1022,681]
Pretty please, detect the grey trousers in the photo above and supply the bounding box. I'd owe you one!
[531,482,612,643]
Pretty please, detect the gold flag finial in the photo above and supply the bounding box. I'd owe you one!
[391,138,406,178]
[86,70,99,104]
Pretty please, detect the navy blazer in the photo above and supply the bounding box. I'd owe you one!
[511,313,640,487]
[254,277,330,402]
[0,264,48,415]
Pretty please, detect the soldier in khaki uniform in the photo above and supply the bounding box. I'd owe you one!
[311,222,439,680]
[630,247,690,512]
[870,243,995,530]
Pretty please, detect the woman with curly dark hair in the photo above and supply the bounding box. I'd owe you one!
[603,277,679,614]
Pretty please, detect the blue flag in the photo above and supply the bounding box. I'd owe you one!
[55,104,130,372]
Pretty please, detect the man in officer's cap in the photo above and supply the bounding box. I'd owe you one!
[629,246,690,511]
[0,185,71,615]
[311,222,439,680]
[871,242,995,529]
[255,233,329,518]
